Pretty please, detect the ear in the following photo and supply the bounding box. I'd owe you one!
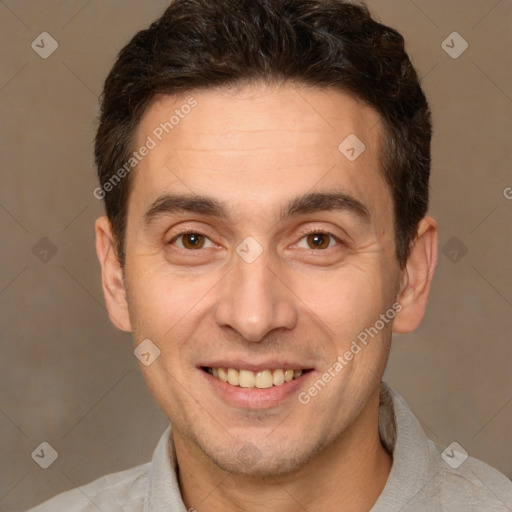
[95,216,132,332]
[392,217,438,334]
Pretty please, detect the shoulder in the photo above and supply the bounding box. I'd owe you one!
[379,384,512,511]
[426,440,512,511]
[25,462,151,512]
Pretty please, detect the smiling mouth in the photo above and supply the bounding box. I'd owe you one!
[202,367,310,389]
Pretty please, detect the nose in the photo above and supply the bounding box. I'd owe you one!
[214,246,298,342]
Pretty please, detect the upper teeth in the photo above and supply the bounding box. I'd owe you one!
[207,368,303,388]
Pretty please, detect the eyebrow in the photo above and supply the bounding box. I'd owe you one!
[143,190,370,226]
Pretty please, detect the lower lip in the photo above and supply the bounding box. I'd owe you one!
[201,370,313,409]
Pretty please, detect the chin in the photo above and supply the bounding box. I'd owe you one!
[195,434,326,477]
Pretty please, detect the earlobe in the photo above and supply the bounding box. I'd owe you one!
[392,217,438,334]
[95,216,132,332]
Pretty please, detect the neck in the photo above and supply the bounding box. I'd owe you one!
[174,390,392,512]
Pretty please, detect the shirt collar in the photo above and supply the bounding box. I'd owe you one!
[371,381,434,511]
[143,424,186,512]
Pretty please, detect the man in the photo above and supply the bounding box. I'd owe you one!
[28,0,512,510]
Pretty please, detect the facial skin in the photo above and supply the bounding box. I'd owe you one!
[95,83,437,511]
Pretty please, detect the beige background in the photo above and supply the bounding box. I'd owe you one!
[0,0,511,510]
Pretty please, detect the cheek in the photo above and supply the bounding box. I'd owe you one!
[126,263,218,339]
[291,265,385,345]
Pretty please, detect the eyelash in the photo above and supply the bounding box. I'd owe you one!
[167,229,343,252]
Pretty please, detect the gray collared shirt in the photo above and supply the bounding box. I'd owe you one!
[27,382,512,511]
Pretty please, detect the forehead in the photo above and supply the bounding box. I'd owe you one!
[129,83,391,227]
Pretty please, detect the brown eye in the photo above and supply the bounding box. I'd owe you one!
[171,233,212,250]
[305,233,332,249]
[182,233,204,249]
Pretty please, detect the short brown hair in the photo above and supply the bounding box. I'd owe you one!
[95,0,431,269]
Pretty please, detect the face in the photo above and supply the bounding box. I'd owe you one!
[106,84,406,475]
